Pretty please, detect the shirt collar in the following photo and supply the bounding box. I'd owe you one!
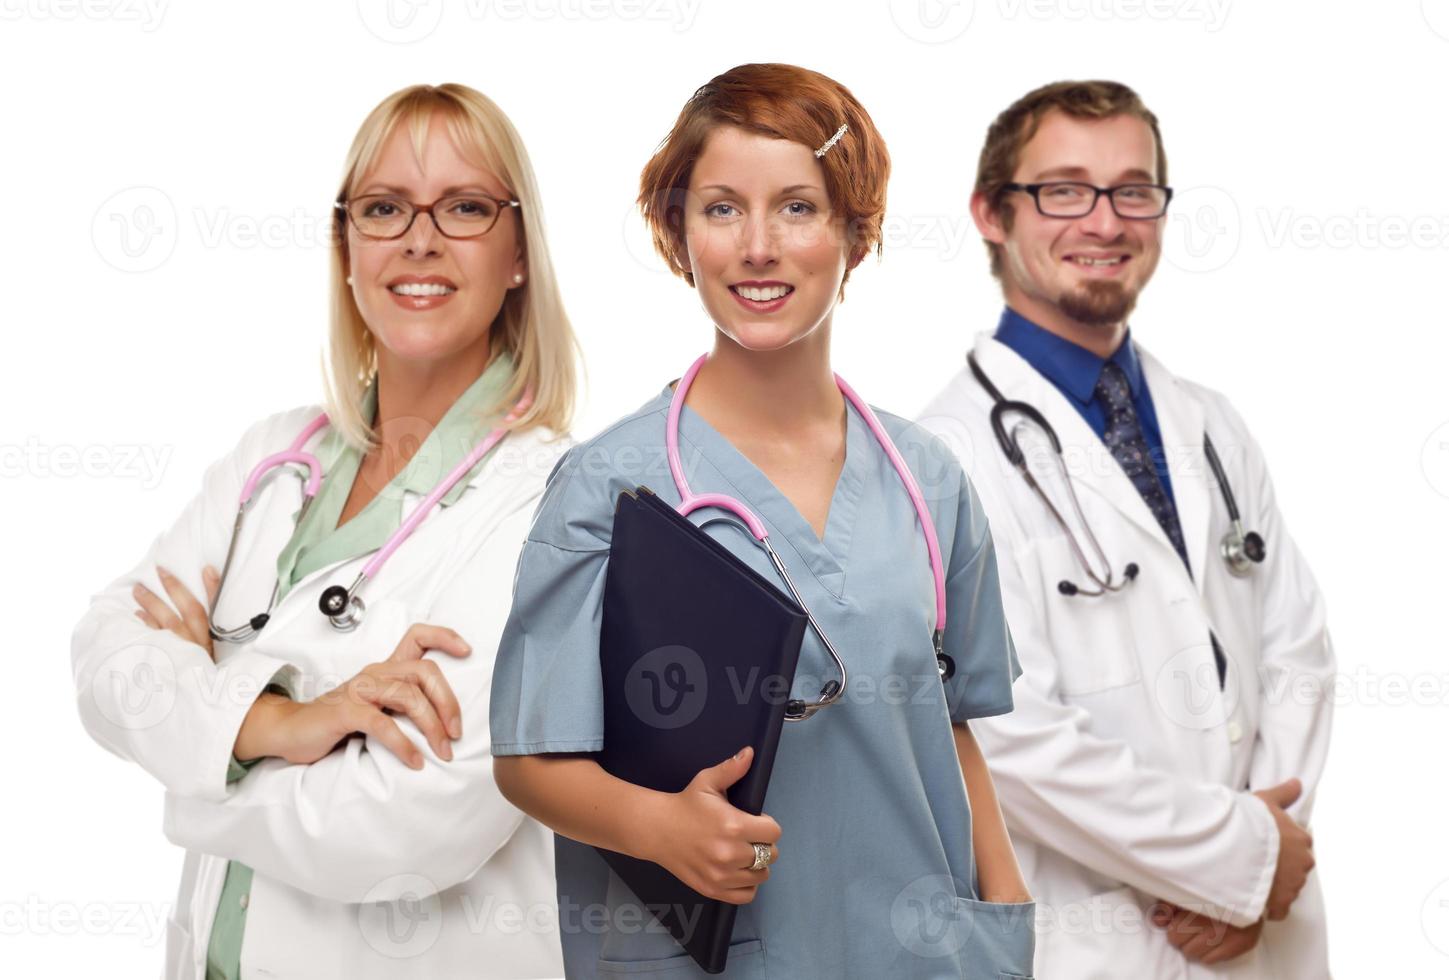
[993,306,1142,404]
[356,348,517,507]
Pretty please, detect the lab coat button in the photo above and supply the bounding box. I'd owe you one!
[239,893,249,910]
[1227,720,1243,743]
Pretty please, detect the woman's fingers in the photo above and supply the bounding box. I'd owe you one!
[388,623,472,662]
[157,567,210,650]
[393,659,463,739]
[713,882,764,905]
[203,565,221,607]
[359,676,452,762]
[132,580,181,632]
[741,814,781,849]
[351,705,423,770]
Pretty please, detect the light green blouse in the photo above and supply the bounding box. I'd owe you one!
[205,352,516,980]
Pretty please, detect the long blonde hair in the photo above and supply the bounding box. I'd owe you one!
[323,83,581,451]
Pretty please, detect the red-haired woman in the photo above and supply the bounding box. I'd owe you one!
[491,64,1035,978]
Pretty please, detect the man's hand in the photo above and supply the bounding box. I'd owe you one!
[1150,902,1264,965]
[1253,778,1315,920]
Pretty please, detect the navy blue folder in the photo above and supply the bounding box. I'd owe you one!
[593,485,808,974]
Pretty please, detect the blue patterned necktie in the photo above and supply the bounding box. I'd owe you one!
[1095,361,1227,689]
[1094,361,1189,570]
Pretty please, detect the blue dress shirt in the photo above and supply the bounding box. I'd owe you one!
[993,306,1177,509]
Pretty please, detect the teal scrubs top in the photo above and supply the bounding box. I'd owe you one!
[489,383,1034,979]
[205,352,515,980]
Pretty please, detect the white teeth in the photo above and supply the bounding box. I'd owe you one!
[1070,256,1124,267]
[735,285,792,301]
[390,282,456,296]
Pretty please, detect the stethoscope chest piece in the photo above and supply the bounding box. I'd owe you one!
[319,584,365,631]
[1220,526,1267,577]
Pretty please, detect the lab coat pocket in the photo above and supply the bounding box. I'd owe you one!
[954,896,1036,980]
[596,938,764,976]
[1049,595,1142,696]
[163,916,195,980]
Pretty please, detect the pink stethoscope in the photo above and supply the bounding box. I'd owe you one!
[666,354,949,721]
[207,392,532,643]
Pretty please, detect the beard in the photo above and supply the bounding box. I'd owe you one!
[1058,279,1138,326]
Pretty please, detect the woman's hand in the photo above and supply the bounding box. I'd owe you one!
[132,564,222,660]
[647,746,781,905]
[233,623,472,770]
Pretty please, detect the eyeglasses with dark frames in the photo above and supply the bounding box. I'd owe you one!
[335,194,522,240]
[1003,181,1173,220]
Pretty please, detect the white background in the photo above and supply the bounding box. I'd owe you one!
[5,0,1447,975]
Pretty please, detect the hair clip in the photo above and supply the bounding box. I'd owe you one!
[815,123,848,158]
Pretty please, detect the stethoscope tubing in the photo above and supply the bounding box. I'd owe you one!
[665,353,949,720]
[967,350,1263,595]
[208,390,532,643]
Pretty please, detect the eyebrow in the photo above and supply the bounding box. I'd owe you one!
[356,183,501,197]
[697,183,823,196]
[1029,166,1158,183]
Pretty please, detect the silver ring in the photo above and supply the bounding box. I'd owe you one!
[749,842,773,871]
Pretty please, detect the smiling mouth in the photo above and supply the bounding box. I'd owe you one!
[1064,255,1129,269]
[730,284,795,302]
[389,282,457,296]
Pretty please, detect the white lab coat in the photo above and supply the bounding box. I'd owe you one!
[71,403,572,980]
[918,334,1334,979]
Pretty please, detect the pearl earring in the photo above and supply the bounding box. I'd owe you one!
[513,274,523,284]
[346,275,353,285]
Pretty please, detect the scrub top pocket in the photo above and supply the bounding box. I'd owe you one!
[955,896,1036,980]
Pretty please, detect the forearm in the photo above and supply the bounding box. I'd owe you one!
[232,691,301,762]
[494,754,669,862]
[954,721,1030,902]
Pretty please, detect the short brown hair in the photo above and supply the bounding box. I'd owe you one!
[975,80,1167,278]
[638,63,890,295]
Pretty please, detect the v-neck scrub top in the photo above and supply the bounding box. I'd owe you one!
[490,384,1033,979]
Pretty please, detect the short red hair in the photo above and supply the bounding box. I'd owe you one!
[638,63,891,293]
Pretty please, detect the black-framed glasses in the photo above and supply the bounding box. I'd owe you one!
[335,194,522,240]
[1003,181,1173,220]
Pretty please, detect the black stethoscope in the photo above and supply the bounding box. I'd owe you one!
[967,352,1266,597]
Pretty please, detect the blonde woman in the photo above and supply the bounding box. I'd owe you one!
[71,84,578,979]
